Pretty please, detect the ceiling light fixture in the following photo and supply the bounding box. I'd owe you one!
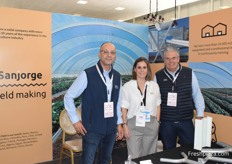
[115,7,125,11]
[172,0,178,27]
[154,0,178,31]
[76,0,88,5]
[220,6,230,9]
[143,0,164,24]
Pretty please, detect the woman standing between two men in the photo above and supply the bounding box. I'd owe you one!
[121,57,161,159]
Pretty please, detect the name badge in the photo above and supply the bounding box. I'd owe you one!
[104,102,114,118]
[144,109,151,122]
[136,113,146,127]
[142,109,151,122]
[167,92,177,107]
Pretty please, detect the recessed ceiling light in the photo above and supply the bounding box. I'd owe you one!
[115,7,125,11]
[77,0,88,4]
[73,13,82,16]
[220,6,230,9]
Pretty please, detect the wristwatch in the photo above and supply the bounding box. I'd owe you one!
[121,122,127,126]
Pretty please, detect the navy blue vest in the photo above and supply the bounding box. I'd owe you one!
[156,66,194,121]
[81,61,121,134]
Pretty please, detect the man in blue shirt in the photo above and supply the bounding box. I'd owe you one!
[64,42,123,163]
[154,45,205,150]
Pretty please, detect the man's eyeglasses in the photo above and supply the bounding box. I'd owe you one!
[100,50,116,55]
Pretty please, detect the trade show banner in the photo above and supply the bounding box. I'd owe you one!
[189,8,232,62]
[188,8,232,144]
[188,8,232,117]
[0,7,52,164]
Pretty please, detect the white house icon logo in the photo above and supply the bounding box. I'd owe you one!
[201,23,227,38]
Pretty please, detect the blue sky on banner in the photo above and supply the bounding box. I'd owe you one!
[52,13,148,76]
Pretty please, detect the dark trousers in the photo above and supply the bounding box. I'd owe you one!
[81,131,116,164]
[159,120,194,150]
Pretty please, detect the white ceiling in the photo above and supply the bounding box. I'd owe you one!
[0,0,202,21]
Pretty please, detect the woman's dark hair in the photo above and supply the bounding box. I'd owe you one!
[132,57,152,80]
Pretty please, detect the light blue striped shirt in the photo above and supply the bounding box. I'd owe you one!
[64,70,123,124]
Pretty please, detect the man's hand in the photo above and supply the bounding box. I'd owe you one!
[116,124,123,140]
[73,121,87,136]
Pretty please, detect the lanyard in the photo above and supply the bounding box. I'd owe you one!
[96,64,114,102]
[137,82,147,106]
[164,65,182,92]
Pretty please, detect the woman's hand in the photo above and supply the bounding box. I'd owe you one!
[116,124,124,140]
[123,124,130,139]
